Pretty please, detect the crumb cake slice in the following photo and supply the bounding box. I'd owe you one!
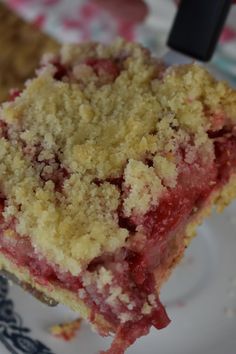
[0,40,236,353]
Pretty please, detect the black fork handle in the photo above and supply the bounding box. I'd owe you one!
[167,0,233,61]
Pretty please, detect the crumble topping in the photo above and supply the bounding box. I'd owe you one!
[141,302,152,315]
[153,155,177,188]
[119,313,133,324]
[106,286,126,306]
[0,40,236,275]
[123,160,164,216]
[148,294,156,306]
[82,267,113,289]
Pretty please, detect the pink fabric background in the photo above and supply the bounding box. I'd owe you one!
[3,0,236,43]
[2,0,236,83]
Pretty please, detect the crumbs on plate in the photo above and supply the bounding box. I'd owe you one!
[50,318,82,341]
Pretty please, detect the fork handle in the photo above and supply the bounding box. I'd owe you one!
[167,0,233,61]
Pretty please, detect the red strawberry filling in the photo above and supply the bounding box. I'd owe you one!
[51,58,120,84]
[85,58,120,80]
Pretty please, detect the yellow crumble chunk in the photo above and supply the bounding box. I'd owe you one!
[153,155,178,188]
[124,159,164,216]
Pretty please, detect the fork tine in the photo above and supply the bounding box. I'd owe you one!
[0,269,58,307]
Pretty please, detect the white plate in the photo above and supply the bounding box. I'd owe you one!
[0,202,236,354]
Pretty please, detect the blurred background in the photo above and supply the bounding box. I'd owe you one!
[0,2,235,354]
[0,0,236,102]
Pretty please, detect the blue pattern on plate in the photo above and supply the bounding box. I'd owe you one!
[0,276,54,354]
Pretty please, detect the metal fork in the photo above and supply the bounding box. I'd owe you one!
[0,269,58,307]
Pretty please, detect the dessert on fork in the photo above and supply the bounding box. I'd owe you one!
[0,40,236,353]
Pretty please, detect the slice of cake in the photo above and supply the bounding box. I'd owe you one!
[0,3,59,103]
[0,40,236,354]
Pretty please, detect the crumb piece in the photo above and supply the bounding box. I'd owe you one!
[106,286,122,306]
[118,312,133,323]
[124,159,164,216]
[141,302,152,315]
[50,318,82,341]
[96,267,114,291]
[153,155,178,188]
[147,294,156,306]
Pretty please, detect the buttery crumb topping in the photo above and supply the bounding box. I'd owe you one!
[0,40,235,274]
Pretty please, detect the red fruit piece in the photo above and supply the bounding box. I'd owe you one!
[85,58,120,81]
